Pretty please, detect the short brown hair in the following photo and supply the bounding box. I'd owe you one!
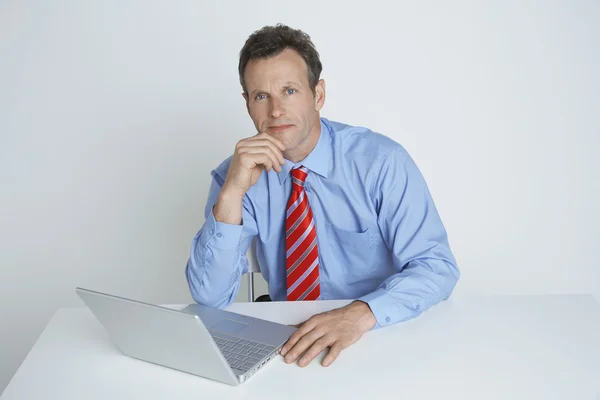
[238,24,323,96]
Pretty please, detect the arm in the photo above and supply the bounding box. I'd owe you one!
[185,132,286,308]
[281,147,460,367]
[359,147,460,328]
[185,169,258,308]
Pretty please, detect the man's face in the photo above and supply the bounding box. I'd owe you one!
[243,48,325,159]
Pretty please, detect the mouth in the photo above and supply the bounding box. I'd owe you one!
[268,124,294,132]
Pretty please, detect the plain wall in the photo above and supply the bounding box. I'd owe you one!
[1,0,599,393]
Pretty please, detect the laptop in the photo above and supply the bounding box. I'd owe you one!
[75,287,297,386]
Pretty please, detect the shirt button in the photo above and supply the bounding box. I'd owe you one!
[216,233,223,238]
[386,317,391,323]
[208,229,214,235]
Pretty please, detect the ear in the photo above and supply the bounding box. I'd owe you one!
[314,79,326,112]
[242,92,250,114]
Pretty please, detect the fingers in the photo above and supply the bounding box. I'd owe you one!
[236,134,286,173]
[280,312,351,368]
[237,152,275,172]
[254,132,286,152]
[322,342,343,367]
[240,139,285,163]
[298,335,336,367]
[226,132,287,194]
[238,146,284,172]
[283,328,324,364]
[281,318,315,356]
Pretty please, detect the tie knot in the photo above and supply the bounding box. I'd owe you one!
[291,166,309,190]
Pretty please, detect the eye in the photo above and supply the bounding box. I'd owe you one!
[255,94,267,100]
[286,88,297,95]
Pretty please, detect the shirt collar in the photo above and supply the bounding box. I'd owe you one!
[277,118,331,185]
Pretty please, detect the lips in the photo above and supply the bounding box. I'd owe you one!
[269,124,294,132]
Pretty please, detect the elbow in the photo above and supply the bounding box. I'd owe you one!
[185,260,236,309]
[185,260,205,304]
[185,260,212,306]
[190,290,230,309]
[189,283,234,309]
[192,291,236,309]
[441,260,460,300]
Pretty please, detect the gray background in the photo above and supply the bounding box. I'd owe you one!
[1,0,599,393]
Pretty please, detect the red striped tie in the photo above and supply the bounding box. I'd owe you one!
[285,166,321,301]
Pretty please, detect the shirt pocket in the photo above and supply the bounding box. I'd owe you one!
[326,223,376,277]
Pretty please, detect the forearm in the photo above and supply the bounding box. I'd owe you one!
[185,211,245,308]
[359,257,459,329]
[363,147,460,328]
[213,185,244,225]
[347,300,377,332]
[186,167,260,307]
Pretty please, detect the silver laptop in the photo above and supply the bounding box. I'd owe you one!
[76,287,297,386]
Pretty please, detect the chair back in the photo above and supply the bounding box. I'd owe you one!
[246,239,260,302]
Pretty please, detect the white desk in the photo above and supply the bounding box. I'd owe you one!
[2,295,600,399]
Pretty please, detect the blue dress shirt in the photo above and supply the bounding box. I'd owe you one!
[186,117,460,329]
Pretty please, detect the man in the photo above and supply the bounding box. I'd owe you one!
[186,24,460,368]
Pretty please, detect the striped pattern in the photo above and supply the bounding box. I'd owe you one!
[285,166,320,301]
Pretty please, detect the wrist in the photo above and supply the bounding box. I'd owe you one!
[348,300,377,332]
[219,184,246,202]
[214,186,245,225]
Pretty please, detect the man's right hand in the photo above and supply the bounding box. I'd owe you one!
[214,133,286,225]
[223,133,286,197]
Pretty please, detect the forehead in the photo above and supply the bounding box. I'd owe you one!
[244,48,309,91]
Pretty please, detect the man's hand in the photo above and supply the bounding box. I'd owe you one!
[280,301,377,367]
[214,133,286,225]
[223,132,286,198]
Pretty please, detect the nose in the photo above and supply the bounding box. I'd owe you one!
[269,97,285,119]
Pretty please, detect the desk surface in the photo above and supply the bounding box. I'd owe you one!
[2,295,600,400]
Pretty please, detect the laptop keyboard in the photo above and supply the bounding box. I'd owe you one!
[210,332,277,372]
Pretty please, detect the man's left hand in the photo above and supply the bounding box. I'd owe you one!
[280,300,377,367]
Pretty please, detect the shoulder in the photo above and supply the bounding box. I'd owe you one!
[324,118,410,165]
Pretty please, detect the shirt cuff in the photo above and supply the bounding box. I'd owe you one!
[359,289,419,330]
[200,209,244,250]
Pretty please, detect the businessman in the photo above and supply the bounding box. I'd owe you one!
[186,24,460,368]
